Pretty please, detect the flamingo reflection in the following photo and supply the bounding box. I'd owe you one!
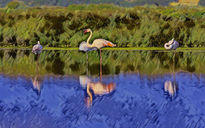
[79,53,116,107]
[32,57,43,94]
[164,52,178,99]
[80,76,116,107]
[164,80,177,98]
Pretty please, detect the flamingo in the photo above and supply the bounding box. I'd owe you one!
[32,41,43,54]
[79,29,116,67]
[164,38,179,50]
[79,28,116,52]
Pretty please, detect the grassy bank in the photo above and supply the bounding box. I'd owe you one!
[0,4,205,48]
[1,47,205,51]
[1,46,205,51]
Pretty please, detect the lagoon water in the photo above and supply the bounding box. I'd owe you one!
[0,50,205,128]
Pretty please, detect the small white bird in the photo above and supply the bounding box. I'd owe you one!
[79,41,97,52]
[32,41,43,54]
[164,38,179,50]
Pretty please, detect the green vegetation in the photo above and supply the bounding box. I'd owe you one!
[1,46,205,51]
[0,50,205,76]
[0,4,204,48]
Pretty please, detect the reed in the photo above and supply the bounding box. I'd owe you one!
[0,4,204,48]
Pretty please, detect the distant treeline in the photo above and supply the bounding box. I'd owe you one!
[0,0,197,7]
[1,0,205,7]
[0,4,205,47]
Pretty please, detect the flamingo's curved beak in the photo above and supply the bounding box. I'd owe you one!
[83,29,88,34]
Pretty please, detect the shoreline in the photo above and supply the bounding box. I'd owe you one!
[0,46,205,51]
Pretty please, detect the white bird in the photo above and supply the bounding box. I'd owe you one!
[32,41,43,54]
[164,38,179,50]
[79,41,97,52]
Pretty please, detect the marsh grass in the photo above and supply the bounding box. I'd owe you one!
[1,46,205,51]
[0,4,204,48]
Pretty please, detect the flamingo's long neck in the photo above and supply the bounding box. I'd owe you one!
[167,39,174,45]
[87,31,93,47]
[87,84,93,104]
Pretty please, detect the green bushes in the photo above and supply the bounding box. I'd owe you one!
[0,5,204,47]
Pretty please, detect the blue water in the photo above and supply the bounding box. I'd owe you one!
[0,72,205,128]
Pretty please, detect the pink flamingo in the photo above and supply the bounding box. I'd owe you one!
[79,29,116,69]
[79,28,116,52]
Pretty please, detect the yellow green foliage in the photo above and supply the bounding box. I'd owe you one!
[0,5,204,47]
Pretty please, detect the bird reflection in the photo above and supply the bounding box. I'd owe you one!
[164,52,178,99]
[80,76,116,108]
[32,57,43,95]
[79,53,116,108]
[164,80,177,98]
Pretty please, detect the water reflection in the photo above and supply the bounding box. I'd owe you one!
[32,55,43,94]
[164,80,178,99]
[79,53,116,107]
[163,53,178,99]
[80,76,116,107]
[8,49,17,59]
[0,50,205,128]
[1,49,205,75]
[51,52,65,75]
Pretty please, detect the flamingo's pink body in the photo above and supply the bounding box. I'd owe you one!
[79,76,116,107]
[91,39,116,49]
[79,29,116,52]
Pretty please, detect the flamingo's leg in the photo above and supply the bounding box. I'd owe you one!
[100,48,102,81]
[173,51,176,81]
[86,52,88,75]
